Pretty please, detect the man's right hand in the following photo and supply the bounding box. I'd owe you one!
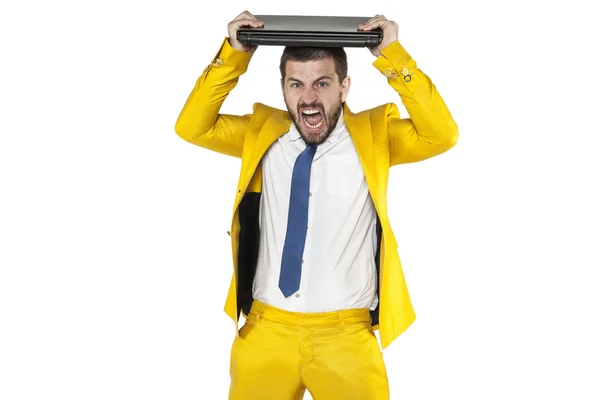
[227,11,264,53]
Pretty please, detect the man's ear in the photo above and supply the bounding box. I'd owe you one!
[341,75,351,103]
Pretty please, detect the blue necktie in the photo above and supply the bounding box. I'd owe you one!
[279,144,317,297]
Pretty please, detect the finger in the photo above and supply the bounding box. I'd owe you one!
[235,10,262,24]
[365,14,385,24]
[230,18,263,28]
[362,17,394,31]
[359,20,383,30]
[358,15,385,29]
[243,12,264,26]
[358,15,378,27]
[245,11,261,23]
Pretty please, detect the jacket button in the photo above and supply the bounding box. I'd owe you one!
[227,231,231,236]
[384,69,392,77]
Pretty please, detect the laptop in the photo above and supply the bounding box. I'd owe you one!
[236,15,383,48]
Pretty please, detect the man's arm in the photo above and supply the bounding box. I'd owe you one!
[360,16,459,166]
[174,12,264,158]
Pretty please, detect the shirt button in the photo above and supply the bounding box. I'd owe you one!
[295,293,300,298]
[302,259,304,264]
[309,192,312,197]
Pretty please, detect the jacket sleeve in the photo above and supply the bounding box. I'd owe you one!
[174,38,254,159]
[372,41,459,166]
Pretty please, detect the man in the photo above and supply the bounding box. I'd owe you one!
[175,10,458,400]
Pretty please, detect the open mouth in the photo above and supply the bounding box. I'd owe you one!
[301,108,324,131]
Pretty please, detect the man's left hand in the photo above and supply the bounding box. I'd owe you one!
[358,15,399,58]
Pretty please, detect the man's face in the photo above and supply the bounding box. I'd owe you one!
[282,58,351,145]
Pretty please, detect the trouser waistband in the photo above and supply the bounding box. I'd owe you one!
[247,299,372,328]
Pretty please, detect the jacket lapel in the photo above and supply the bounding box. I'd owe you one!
[239,109,291,198]
[344,103,379,195]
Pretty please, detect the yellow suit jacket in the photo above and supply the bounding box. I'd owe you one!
[175,37,458,349]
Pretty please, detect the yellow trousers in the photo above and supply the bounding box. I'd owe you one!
[229,300,390,399]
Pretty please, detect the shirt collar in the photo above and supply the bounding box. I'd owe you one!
[288,108,346,144]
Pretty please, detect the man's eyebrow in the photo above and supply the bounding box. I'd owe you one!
[286,75,333,83]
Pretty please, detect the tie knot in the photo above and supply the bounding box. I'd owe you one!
[301,145,317,163]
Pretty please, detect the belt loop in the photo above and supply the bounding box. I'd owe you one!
[257,302,266,321]
[337,311,346,330]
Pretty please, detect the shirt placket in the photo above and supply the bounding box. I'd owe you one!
[296,152,324,312]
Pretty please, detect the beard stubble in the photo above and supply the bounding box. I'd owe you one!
[286,94,343,146]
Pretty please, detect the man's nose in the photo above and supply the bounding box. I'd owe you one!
[300,86,318,104]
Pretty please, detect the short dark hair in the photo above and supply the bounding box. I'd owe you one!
[279,47,348,85]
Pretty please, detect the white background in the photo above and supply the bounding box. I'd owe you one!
[1,0,599,399]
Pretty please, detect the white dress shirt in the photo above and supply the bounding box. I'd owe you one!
[252,110,379,312]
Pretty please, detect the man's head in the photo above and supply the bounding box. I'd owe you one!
[280,46,350,145]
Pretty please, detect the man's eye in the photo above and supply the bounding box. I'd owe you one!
[291,83,301,88]
[318,82,328,87]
